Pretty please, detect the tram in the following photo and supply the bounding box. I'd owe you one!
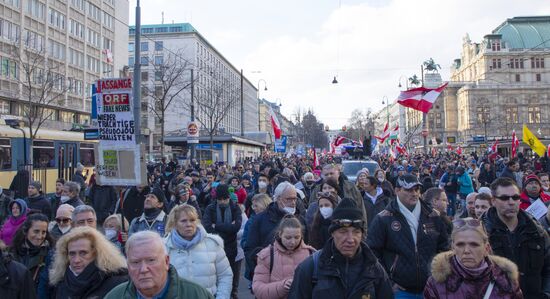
[0,123,96,194]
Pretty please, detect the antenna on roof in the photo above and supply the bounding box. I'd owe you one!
[161,12,164,24]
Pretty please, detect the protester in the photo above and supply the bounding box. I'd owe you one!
[478,162,496,187]
[10,213,54,298]
[72,163,87,200]
[439,166,459,216]
[309,192,338,250]
[119,185,150,222]
[203,184,243,298]
[294,172,316,207]
[305,178,341,228]
[128,187,168,236]
[539,172,550,196]
[48,178,65,220]
[164,204,232,298]
[424,218,522,298]
[288,198,393,299]
[423,187,452,234]
[25,181,52,220]
[72,205,97,229]
[367,174,449,298]
[456,166,474,200]
[0,199,27,246]
[481,177,550,299]
[49,226,128,298]
[103,214,129,253]
[61,181,85,208]
[252,215,315,299]
[105,230,214,299]
[362,176,391,228]
[9,169,30,200]
[0,240,36,298]
[374,168,395,197]
[168,184,201,216]
[458,192,477,219]
[50,204,74,240]
[88,181,117,225]
[520,174,550,210]
[474,192,492,219]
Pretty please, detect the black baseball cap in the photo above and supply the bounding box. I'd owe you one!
[395,174,422,189]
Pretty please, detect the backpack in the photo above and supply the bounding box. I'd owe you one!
[268,243,316,274]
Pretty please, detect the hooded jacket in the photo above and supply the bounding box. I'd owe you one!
[482,207,550,299]
[424,251,522,299]
[287,239,393,299]
[252,240,315,299]
[0,199,27,246]
[366,198,450,293]
[164,225,233,299]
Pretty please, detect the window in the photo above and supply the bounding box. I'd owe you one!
[436,113,442,128]
[528,107,541,123]
[510,58,524,69]
[155,71,163,81]
[142,28,153,34]
[477,107,490,124]
[1,19,21,42]
[155,41,163,51]
[33,140,55,168]
[79,143,95,167]
[532,57,545,69]
[103,13,113,29]
[141,71,148,81]
[48,40,66,60]
[24,30,44,51]
[140,56,148,65]
[506,107,518,123]
[536,73,541,82]
[0,138,11,170]
[48,8,66,30]
[141,86,149,96]
[0,99,9,114]
[491,41,501,51]
[155,86,163,97]
[515,74,520,82]
[71,0,85,11]
[491,59,501,69]
[87,28,100,48]
[69,19,85,39]
[27,0,45,20]
[154,55,163,65]
[87,2,101,22]
[128,43,134,52]
[141,42,148,51]
[128,56,135,66]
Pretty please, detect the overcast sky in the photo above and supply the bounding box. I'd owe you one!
[128,0,550,129]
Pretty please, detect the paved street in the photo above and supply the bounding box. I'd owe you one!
[237,262,255,299]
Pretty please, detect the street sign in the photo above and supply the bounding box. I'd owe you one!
[274,136,287,153]
[187,121,199,144]
[94,78,145,186]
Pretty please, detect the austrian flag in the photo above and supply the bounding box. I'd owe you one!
[397,83,448,113]
[269,107,282,139]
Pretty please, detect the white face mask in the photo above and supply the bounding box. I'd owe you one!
[258,181,268,189]
[105,229,117,240]
[319,207,333,219]
[282,206,296,215]
[59,225,71,234]
[60,196,70,203]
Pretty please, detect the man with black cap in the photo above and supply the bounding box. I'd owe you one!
[288,197,393,299]
[203,183,242,299]
[128,187,168,236]
[25,180,52,220]
[367,174,449,298]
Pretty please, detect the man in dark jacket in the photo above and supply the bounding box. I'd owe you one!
[203,184,242,299]
[88,182,117,225]
[288,198,393,299]
[499,159,519,181]
[362,176,391,228]
[48,178,65,220]
[25,181,52,220]
[119,185,150,222]
[0,241,36,299]
[61,181,85,208]
[72,163,87,200]
[367,174,449,297]
[481,177,550,299]
[478,161,496,187]
[243,182,306,279]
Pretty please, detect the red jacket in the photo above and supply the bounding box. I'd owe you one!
[519,190,550,210]
[235,186,247,205]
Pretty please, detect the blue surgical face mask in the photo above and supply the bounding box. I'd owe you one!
[165,172,172,176]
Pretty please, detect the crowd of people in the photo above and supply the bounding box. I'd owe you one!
[0,150,548,298]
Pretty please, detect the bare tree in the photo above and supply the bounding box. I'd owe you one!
[192,73,240,150]
[344,109,373,141]
[143,50,193,157]
[12,41,70,166]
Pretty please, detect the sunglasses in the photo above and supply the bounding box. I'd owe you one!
[56,218,71,224]
[332,219,364,228]
[494,194,521,201]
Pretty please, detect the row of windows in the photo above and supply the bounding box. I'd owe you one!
[69,19,85,39]
[69,48,85,67]
[87,2,101,22]
[128,41,163,52]
[48,8,66,30]
[0,18,20,42]
[1,0,20,8]
[48,40,66,60]
[129,26,184,35]
[24,30,43,51]
[477,106,542,124]
[27,0,45,20]
[87,28,101,48]
[87,55,100,73]
[491,58,545,70]
[0,58,17,79]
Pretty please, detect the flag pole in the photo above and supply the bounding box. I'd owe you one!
[421,64,428,154]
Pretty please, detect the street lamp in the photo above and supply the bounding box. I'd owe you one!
[332,76,338,84]
[398,75,409,90]
[257,79,268,131]
[381,96,389,125]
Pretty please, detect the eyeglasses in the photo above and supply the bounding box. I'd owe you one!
[452,218,481,229]
[56,218,71,224]
[332,219,364,228]
[494,194,521,201]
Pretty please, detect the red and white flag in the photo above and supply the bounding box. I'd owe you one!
[456,146,462,155]
[269,107,282,139]
[313,150,319,168]
[333,136,346,146]
[488,139,499,160]
[511,130,519,158]
[446,142,453,152]
[102,49,113,63]
[396,143,408,156]
[375,122,390,143]
[397,83,448,113]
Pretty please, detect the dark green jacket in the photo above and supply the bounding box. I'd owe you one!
[104,265,214,299]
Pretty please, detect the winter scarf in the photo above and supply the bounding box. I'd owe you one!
[64,262,104,298]
[170,227,202,250]
[216,204,232,225]
[397,197,421,245]
[143,207,162,222]
[454,255,490,279]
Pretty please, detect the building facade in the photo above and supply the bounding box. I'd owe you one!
[0,0,129,130]
[446,16,550,146]
[128,23,258,156]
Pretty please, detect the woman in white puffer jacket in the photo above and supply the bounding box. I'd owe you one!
[164,204,233,299]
